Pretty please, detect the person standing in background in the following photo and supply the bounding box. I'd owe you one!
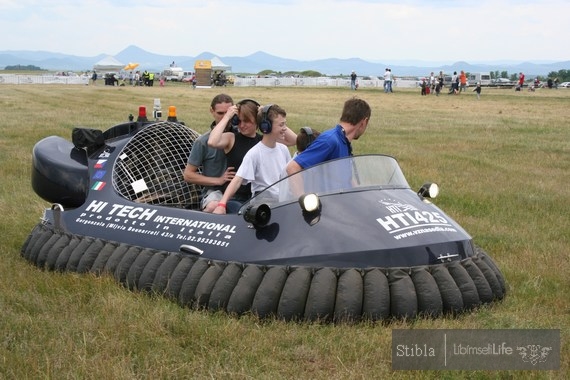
[517,72,525,91]
[459,70,467,92]
[384,68,393,93]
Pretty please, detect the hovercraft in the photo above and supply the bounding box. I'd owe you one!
[21,107,506,322]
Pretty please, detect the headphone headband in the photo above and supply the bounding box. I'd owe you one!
[261,104,273,115]
[232,99,260,128]
[237,98,260,107]
[298,126,316,151]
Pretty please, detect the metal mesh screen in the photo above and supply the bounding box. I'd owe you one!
[112,121,202,208]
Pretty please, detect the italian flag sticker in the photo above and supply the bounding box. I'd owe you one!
[91,181,106,191]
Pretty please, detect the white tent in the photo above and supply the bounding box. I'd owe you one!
[93,56,124,72]
[210,56,231,72]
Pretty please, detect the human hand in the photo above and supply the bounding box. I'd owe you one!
[219,167,235,185]
[226,105,238,118]
[213,205,227,215]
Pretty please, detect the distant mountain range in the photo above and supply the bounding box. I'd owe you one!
[1,45,568,77]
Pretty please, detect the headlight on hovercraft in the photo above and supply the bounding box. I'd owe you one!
[298,193,321,213]
[417,182,439,199]
[298,193,321,226]
[243,203,271,228]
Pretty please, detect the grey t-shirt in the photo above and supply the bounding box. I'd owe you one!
[187,130,227,196]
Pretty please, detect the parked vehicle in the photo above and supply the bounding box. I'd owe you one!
[489,78,515,87]
[468,72,491,86]
[181,72,195,83]
[161,66,184,81]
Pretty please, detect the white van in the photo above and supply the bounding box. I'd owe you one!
[162,67,184,81]
[468,72,491,86]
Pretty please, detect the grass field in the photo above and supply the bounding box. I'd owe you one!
[0,83,568,379]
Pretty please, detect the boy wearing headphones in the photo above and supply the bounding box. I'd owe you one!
[293,127,320,157]
[213,104,293,214]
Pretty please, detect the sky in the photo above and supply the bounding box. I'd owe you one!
[2,0,569,64]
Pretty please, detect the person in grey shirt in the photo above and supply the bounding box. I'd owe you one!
[183,94,236,212]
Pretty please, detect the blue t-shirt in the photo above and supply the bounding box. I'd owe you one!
[293,125,352,169]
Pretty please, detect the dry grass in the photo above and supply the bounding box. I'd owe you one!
[0,84,568,379]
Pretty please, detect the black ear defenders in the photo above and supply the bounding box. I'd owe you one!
[231,99,260,127]
[301,126,315,146]
[259,104,273,134]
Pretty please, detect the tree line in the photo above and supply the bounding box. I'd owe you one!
[2,64,46,71]
[492,69,570,82]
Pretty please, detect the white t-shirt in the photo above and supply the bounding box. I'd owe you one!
[237,142,291,198]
